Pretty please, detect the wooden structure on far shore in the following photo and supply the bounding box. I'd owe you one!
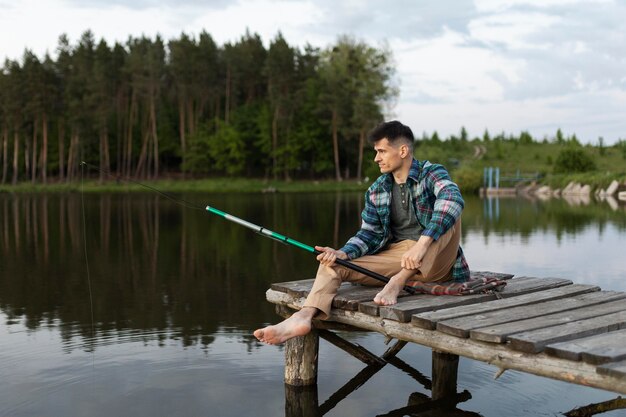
[265,272,626,399]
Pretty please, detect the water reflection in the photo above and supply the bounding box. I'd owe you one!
[1,193,626,349]
[0,193,368,353]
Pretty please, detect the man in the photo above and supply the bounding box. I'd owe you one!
[254,120,469,345]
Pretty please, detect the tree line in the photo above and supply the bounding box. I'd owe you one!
[0,30,397,184]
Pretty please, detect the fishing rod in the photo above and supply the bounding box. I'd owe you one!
[206,205,417,295]
[78,162,416,295]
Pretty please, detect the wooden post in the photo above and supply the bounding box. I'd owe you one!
[285,329,319,386]
[284,384,319,417]
[432,350,459,400]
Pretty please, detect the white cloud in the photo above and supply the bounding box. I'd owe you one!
[469,11,561,50]
[185,0,325,47]
[392,29,524,104]
[474,0,612,13]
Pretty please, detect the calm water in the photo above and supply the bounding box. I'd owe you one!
[1,192,625,417]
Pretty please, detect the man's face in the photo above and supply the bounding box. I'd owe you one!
[373,138,405,174]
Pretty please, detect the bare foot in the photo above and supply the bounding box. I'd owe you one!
[374,278,406,306]
[254,310,314,345]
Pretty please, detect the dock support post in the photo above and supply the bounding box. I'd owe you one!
[284,329,319,386]
[432,350,459,400]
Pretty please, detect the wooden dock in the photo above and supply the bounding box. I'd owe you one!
[265,272,626,396]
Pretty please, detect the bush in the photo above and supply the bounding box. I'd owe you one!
[553,148,596,174]
[452,166,482,194]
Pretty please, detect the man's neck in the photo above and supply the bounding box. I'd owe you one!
[392,158,413,184]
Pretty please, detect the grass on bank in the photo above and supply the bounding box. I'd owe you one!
[0,177,370,194]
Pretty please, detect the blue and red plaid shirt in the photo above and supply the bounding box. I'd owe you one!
[340,158,470,282]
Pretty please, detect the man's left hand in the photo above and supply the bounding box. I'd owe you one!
[401,237,433,270]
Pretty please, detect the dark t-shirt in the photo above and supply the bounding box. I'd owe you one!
[390,181,422,242]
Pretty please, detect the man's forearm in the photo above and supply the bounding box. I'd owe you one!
[416,234,433,249]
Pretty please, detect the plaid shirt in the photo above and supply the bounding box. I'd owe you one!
[340,159,470,282]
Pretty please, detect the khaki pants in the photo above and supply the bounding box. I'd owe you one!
[303,220,462,320]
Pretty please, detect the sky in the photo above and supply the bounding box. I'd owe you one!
[1,0,625,144]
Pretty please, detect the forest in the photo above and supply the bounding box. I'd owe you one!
[0,30,396,184]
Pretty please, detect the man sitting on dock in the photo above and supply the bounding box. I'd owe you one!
[254,120,469,345]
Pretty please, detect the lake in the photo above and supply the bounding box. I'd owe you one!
[1,192,625,416]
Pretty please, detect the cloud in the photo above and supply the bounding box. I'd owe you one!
[466,0,626,103]
[64,0,232,10]
[301,0,478,41]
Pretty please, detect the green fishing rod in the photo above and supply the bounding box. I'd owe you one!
[206,205,417,295]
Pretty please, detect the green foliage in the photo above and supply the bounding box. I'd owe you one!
[553,147,596,174]
[452,166,482,194]
[183,121,245,175]
[0,30,397,184]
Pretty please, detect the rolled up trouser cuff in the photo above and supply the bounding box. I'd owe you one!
[302,294,335,320]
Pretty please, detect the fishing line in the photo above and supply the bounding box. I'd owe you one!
[80,163,96,367]
[79,161,204,211]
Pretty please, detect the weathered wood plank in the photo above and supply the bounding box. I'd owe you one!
[271,280,381,310]
[507,308,626,353]
[545,329,626,364]
[412,279,583,329]
[470,293,626,349]
[358,271,520,322]
[265,289,626,395]
[273,271,514,315]
[271,279,315,297]
[332,286,389,311]
[437,291,626,338]
[468,271,515,280]
[597,359,626,380]
[270,271,513,315]
[360,293,490,320]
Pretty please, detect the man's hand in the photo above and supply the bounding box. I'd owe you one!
[314,246,348,267]
[401,236,433,270]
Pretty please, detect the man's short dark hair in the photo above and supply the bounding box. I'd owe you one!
[368,120,414,150]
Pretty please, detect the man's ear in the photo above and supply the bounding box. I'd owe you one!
[400,144,409,158]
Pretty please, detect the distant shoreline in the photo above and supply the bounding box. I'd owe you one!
[0,178,370,194]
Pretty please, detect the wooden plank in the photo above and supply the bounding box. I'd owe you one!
[271,279,315,297]
[333,286,390,311]
[273,271,513,314]
[545,329,626,364]
[271,280,379,309]
[359,274,519,319]
[359,292,490,319]
[597,359,626,379]
[469,271,515,280]
[437,291,626,338]
[265,289,626,395]
[471,297,625,344]
[412,279,583,329]
[507,308,626,353]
